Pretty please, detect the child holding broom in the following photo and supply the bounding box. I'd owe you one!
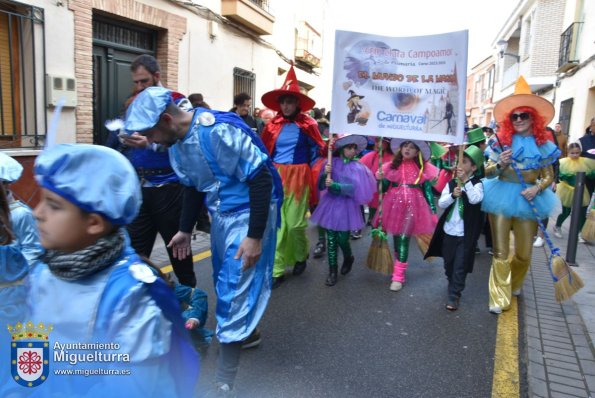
[310,134,376,286]
[373,139,439,292]
[359,137,393,224]
[425,146,485,311]
[552,142,595,242]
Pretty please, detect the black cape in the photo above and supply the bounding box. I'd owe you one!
[425,177,485,273]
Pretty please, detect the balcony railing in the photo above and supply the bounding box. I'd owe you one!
[502,63,519,89]
[557,22,582,73]
[246,0,270,13]
[221,0,275,35]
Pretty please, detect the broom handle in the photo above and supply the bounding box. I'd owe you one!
[494,135,562,278]
[493,136,558,251]
[377,136,385,231]
[457,145,464,188]
[509,159,563,281]
[587,191,595,216]
[326,133,333,185]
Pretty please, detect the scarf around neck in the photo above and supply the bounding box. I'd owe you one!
[43,229,126,281]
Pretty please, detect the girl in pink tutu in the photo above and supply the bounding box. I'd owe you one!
[310,134,376,286]
[374,139,439,291]
[359,137,394,224]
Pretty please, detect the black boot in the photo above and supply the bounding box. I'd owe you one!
[271,275,285,289]
[325,268,338,286]
[313,241,325,258]
[340,255,354,275]
[293,260,307,276]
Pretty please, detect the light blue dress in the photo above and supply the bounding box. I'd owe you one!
[24,241,199,397]
[482,134,560,219]
[0,246,29,397]
[10,200,42,268]
[169,110,279,343]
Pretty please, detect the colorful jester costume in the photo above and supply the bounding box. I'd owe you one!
[261,65,324,280]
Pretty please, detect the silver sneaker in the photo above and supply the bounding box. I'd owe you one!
[489,306,502,314]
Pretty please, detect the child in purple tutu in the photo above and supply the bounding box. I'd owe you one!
[373,139,439,292]
[310,134,376,286]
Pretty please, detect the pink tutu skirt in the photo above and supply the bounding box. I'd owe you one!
[374,185,436,235]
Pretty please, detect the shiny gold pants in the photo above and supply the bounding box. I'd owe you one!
[488,214,537,310]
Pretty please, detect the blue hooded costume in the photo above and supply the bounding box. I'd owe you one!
[16,144,199,398]
[125,87,282,344]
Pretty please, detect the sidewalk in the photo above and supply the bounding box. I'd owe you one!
[524,217,595,398]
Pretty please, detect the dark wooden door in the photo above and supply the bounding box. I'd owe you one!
[92,17,155,145]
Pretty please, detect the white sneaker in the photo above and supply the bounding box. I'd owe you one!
[489,306,502,314]
[390,281,403,291]
[512,289,522,296]
[579,236,586,244]
[552,226,562,239]
[533,237,544,247]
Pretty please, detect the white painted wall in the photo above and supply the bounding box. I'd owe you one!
[15,1,77,150]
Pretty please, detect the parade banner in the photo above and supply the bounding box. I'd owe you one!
[331,30,468,144]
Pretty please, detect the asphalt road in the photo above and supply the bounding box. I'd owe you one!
[194,222,500,398]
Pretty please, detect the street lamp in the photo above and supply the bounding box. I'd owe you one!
[497,39,520,61]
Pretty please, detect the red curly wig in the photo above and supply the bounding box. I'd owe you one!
[496,106,553,147]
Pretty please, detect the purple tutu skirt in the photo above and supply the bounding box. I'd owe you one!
[310,158,376,231]
[311,193,366,231]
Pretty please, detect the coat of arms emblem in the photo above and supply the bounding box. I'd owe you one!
[8,321,52,388]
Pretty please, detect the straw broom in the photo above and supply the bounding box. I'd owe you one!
[367,137,394,275]
[495,136,583,302]
[581,192,595,242]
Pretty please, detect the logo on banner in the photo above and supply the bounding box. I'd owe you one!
[8,321,52,388]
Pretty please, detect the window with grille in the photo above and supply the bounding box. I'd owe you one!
[233,67,256,110]
[559,98,573,136]
[0,0,45,149]
[522,14,533,59]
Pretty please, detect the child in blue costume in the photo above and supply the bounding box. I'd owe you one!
[0,180,30,398]
[0,152,42,268]
[125,86,282,395]
[26,144,199,397]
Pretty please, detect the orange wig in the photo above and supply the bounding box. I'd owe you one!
[497,106,553,147]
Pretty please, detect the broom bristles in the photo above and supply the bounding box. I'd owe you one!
[581,211,595,242]
[366,235,394,275]
[551,255,584,302]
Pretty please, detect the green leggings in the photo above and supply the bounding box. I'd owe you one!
[393,234,410,263]
[318,226,326,242]
[327,230,352,268]
[556,206,587,231]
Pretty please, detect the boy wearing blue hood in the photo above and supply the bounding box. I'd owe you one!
[26,144,198,397]
[0,152,42,268]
